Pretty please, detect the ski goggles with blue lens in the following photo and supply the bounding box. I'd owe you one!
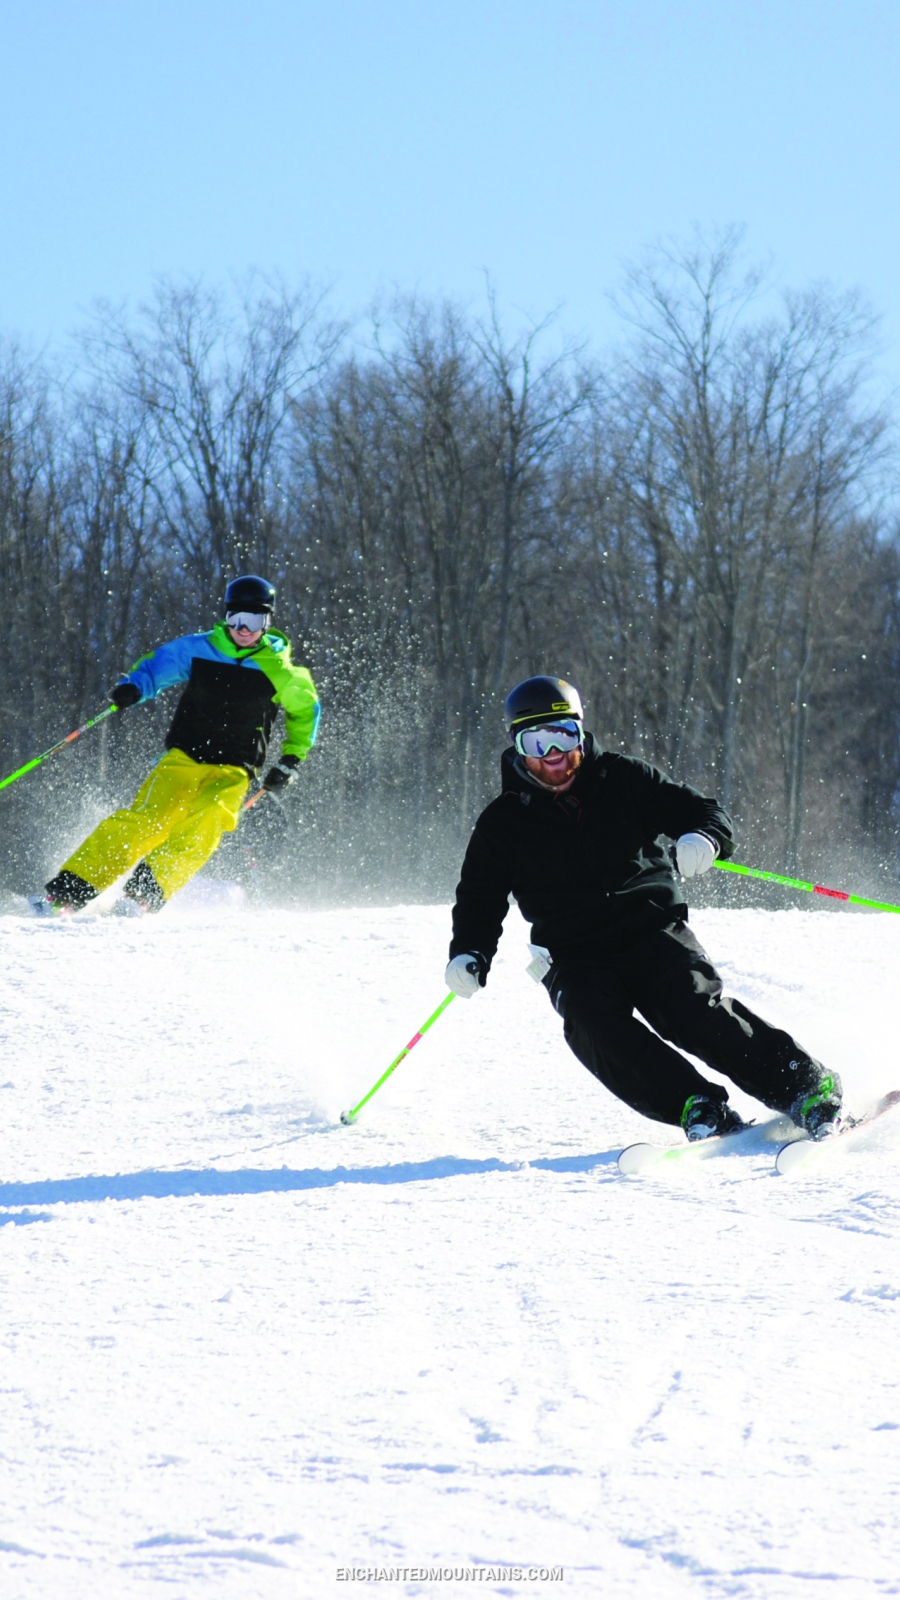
[514,719,584,758]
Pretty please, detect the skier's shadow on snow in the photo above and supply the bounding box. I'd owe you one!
[0,1151,619,1212]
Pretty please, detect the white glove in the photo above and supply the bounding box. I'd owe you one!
[445,953,485,998]
[675,832,717,878]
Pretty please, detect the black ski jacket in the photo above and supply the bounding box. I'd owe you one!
[449,735,734,970]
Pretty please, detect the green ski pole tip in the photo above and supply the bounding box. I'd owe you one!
[340,1110,355,1125]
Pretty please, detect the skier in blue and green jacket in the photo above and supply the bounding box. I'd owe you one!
[33,576,320,915]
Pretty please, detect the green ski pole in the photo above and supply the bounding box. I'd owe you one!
[0,704,118,795]
[714,858,900,915]
[340,992,456,1124]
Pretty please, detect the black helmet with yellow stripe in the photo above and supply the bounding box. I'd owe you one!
[504,676,584,736]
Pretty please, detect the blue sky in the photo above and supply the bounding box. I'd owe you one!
[2,0,899,374]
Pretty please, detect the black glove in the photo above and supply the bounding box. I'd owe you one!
[110,681,141,711]
[262,753,301,791]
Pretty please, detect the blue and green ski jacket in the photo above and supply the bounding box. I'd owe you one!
[119,623,320,773]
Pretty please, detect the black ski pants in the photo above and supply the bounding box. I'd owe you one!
[548,920,823,1127]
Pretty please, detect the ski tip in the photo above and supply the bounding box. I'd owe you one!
[618,1142,666,1176]
[774,1136,812,1177]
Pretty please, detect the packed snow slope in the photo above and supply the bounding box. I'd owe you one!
[0,891,899,1600]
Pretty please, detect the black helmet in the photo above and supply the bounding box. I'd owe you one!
[504,675,584,736]
[224,574,276,614]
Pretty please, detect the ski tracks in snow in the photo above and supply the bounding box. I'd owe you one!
[0,902,899,1597]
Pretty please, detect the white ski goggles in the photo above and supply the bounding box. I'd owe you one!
[514,719,583,758]
[226,611,269,632]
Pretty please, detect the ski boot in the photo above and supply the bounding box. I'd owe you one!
[790,1073,843,1140]
[111,897,146,918]
[27,893,75,917]
[28,871,96,916]
[119,860,166,915]
[681,1094,746,1142]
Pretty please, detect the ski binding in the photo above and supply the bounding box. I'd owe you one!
[618,1113,802,1176]
[774,1090,900,1176]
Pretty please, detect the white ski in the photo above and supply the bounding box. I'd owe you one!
[774,1090,900,1177]
[618,1113,803,1176]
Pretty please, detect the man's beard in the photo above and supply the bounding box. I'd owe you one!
[528,751,583,790]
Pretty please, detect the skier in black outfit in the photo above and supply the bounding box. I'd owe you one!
[446,675,842,1141]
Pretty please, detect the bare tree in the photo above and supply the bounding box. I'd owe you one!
[0,266,898,901]
[598,232,889,849]
[81,275,339,611]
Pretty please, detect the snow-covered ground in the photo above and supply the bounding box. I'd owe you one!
[1,893,899,1599]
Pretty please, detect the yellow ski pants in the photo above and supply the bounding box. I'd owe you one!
[61,748,250,902]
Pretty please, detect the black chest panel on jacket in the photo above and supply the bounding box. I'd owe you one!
[166,656,278,770]
[501,762,676,935]
[450,741,733,964]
